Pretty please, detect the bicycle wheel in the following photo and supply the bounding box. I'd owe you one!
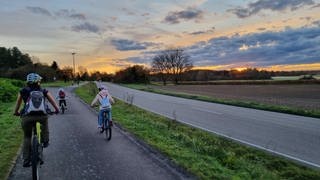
[31,136,39,180]
[61,104,65,114]
[104,117,112,140]
[105,125,112,140]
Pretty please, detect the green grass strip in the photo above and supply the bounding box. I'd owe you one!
[123,84,320,118]
[41,81,74,87]
[0,102,23,180]
[75,82,320,180]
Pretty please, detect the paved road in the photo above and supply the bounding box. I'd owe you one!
[9,86,192,180]
[103,82,320,168]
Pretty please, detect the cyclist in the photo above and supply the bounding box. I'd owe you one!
[90,85,114,132]
[56,88,67,109]
[13,73,59,167]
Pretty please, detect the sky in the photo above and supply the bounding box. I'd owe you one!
[0,0,320,73]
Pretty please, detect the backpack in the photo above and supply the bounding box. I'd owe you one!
[99,95,110,108]
[24,91,47,115]
[59,90,65,98]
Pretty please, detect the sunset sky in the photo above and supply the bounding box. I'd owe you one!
[1,0,320,73]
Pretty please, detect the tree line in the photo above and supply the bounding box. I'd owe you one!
[1,46,318,85]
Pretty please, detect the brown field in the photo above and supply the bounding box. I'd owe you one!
[151,84,320,111]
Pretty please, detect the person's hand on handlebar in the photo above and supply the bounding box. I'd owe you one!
[14,111,20,116]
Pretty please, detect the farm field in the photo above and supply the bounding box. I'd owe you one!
[150,84,320,111]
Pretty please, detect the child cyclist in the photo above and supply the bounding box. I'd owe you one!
[56,88,67,109]
[13,73,59,167]
[91,85,114,132]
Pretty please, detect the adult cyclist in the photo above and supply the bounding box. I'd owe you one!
[13,73,59,167]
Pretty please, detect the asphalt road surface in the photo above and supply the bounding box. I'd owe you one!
[9,86,192,180]
[102,82,320,168]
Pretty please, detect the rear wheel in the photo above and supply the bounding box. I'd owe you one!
[31,136,39,180]
[61,104,65,114]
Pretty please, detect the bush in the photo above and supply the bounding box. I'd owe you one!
[0,78,23,102]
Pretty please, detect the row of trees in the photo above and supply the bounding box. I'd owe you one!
[1,46,318,85]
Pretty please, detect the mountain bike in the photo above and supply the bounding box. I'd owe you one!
[30,111,55,180]
[100,109,112,140]
[31,121,43,180]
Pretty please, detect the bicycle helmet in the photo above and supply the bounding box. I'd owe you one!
[26,73,42,83]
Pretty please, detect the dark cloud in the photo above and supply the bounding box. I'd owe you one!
[111,39,156,51]
[312,20,320,26]
[69,13,86,20]
[121,8,136,16]
[26,6,51,16]
[185,27,320,67]
[189,27,215,35]
[257,27,266,31]
[55,9,86,20]
[71,22,100,33]
[310,3,320,8]
[229,0,315,18]
[163,7,204,24]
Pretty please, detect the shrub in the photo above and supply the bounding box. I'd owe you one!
[0,78,23,102]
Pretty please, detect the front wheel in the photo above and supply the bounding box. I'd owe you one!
[105,122,112,140]
[31,137,39,180]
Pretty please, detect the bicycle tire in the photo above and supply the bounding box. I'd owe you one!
[61,104,65,114]
[105,126,112,140]
[31,136,39,180]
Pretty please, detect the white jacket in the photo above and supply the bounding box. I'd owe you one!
[91,89,115,110]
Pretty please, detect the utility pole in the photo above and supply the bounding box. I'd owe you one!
[72,52,76,81]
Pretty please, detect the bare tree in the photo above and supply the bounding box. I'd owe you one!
[152,49,193,85]
[151,53,170,85]
[169,49,193,84]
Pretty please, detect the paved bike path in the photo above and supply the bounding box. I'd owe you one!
[9,86,191,180]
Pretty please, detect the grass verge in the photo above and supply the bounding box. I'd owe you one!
[75,82,320,180]
[123,84,320,118]
[41,81,74,87]
[0,102,23,180]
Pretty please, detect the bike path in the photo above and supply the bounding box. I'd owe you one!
[8,86,192,180]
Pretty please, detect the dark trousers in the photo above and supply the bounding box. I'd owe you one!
[21,115,48,161]
[59,99,66,106]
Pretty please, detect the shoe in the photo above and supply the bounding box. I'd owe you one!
[23,159,31,167]
[98,127,104,133]
[43,141,49,148]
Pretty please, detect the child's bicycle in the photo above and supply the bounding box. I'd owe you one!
[57,98,67,114]
[92,106,112,141]
[100,109,112,141]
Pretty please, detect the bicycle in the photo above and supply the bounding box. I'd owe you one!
[31,120,43,180]
[57,98,67,114]
[100,109,112,140]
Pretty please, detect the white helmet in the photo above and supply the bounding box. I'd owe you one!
[26,73,42,83]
